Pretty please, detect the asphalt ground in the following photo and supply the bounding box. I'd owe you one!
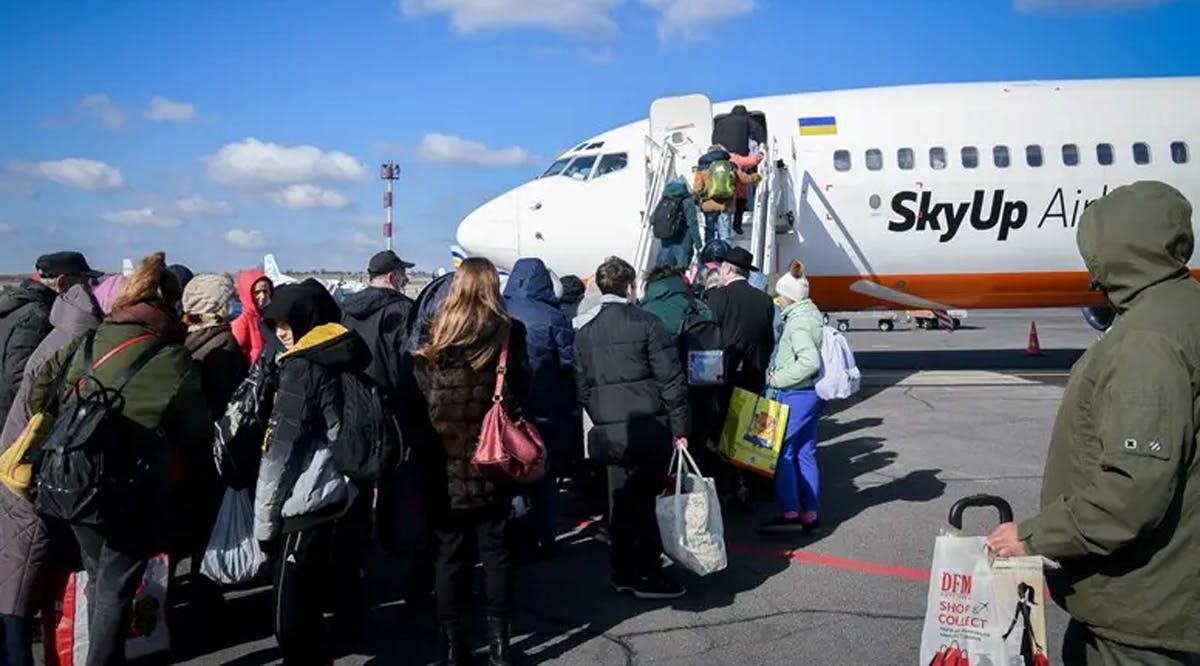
[40,308,1100,665]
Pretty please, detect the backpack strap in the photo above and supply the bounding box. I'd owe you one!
[71,332,162,396]
[492,328,510,403]
[109,336,166,394]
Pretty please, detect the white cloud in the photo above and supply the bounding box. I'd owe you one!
[225,228,269,250]
[147,96,196,122]
[417,133,538,167]
[347,231,380,250]
[401,0,621,37]
[101,208,184,228]
[1015,0,1170,8]
[9,158,124,192]
[268,184,351,210]
[176,195,235,217]
[207,138,368,190]
[80,93,128,130]
[642,0,755,39]
[0,222,12,234]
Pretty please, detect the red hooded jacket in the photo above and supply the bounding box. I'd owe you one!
[231,270,270,364]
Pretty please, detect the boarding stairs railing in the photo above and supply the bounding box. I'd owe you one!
[633,135,679,278]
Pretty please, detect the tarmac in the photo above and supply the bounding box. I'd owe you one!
[61,308,1103,665]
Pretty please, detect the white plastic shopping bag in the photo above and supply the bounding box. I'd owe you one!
[44,554,171,665]
[920,495,1056,666]
[655,448,727,576]
[200,488,267,585]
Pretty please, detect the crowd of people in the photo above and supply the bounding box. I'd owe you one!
[0,179,1196,666]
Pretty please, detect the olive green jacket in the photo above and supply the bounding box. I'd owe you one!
[1018,181,1200,652]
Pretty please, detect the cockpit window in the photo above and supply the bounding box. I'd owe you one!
[585,141,605,150]
[562,155,597,181]
[573,142,589,151]
[595,153,628,177]
[541,158,571,178]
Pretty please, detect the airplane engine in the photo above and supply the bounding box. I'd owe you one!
[1082,306,1115,331]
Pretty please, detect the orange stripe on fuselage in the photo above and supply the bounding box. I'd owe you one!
[808,270,1200,311]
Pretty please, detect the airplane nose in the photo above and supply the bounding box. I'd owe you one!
[456,194,519,268]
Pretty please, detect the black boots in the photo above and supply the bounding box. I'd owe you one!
[486,616,512,666]
[437,617,514,665]
[438,622,470,666]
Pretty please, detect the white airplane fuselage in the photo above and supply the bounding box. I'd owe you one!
[456,78,1199,311]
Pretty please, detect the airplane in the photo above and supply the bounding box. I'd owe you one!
[454,76,1199,330]
[263,253,368,302]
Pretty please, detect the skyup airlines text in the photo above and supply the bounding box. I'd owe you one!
[888,186,1111,242]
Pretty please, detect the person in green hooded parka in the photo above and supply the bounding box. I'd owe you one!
[987,181,1200,664]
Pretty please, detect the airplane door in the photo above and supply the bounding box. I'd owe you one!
[649,94,713,178]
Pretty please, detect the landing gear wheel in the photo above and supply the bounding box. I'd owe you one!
[952,318,962,330]
[837,320,851,332]
[878,319,894,332]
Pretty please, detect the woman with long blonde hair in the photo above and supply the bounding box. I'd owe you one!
[413,257,529,666]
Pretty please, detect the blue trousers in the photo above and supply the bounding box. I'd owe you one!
[703,211,733,243]
[1,614,33,666]
[775,388,823,517]
[656,242,693,270]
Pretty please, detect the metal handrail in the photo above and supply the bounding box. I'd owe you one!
[634,138,678,277]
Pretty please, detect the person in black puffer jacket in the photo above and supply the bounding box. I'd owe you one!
[413,258,529,666]
[255,280,368,666]
[573,256,690,601]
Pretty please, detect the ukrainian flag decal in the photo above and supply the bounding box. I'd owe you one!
[798,116,837,136]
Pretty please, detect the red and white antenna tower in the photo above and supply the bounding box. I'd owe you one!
[380,162,400,251]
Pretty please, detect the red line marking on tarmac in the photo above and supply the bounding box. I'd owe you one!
[727,542,930,582]
[565,517,930,582]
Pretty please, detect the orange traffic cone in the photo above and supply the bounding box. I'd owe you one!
[1026,322,1044,356]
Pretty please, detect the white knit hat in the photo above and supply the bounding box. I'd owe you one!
[775,260,810,302]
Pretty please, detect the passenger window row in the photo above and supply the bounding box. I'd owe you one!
[833,141,1191,172]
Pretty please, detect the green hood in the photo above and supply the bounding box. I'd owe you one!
[1077,181,1194,312]
[640,273,709,335]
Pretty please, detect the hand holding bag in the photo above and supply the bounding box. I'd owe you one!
[471,329,547,484]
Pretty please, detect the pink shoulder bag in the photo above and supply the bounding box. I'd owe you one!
[471,330,547,484]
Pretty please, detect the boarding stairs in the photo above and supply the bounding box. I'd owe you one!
[635,94,793,286]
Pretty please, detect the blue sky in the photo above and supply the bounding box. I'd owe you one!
[1,0,1197,274]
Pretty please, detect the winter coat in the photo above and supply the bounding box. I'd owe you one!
[341,287,414,398]
[0,280,56,420]
[1,284,101,450]
[639,275,721,448]
[706,279,777,394]
[254,323,368,541]
[639,273,711,339]
[412,319,530,512]
[30,304,212,534]
[712,106,764,157]
[729,152,764,201]
[693,150,761,214]
[769,300,823,390]
[0,284,100,617]
[231,270,270,365]
[659,179,702,254]
[185,325,248,426]
[503,259,575,422]
[1016,182,1200,653]
[574,301,689,467]
[406,272,455,354]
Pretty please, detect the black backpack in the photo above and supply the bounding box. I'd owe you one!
[677,302,726,386]
[651,194,687,240]
[34,332,164,524]
[331,370,401,484]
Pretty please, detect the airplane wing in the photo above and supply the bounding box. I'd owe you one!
[849,279,956,330]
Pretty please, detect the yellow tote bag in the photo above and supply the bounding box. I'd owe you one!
[718,388,790,478]
[0,412,53,498]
